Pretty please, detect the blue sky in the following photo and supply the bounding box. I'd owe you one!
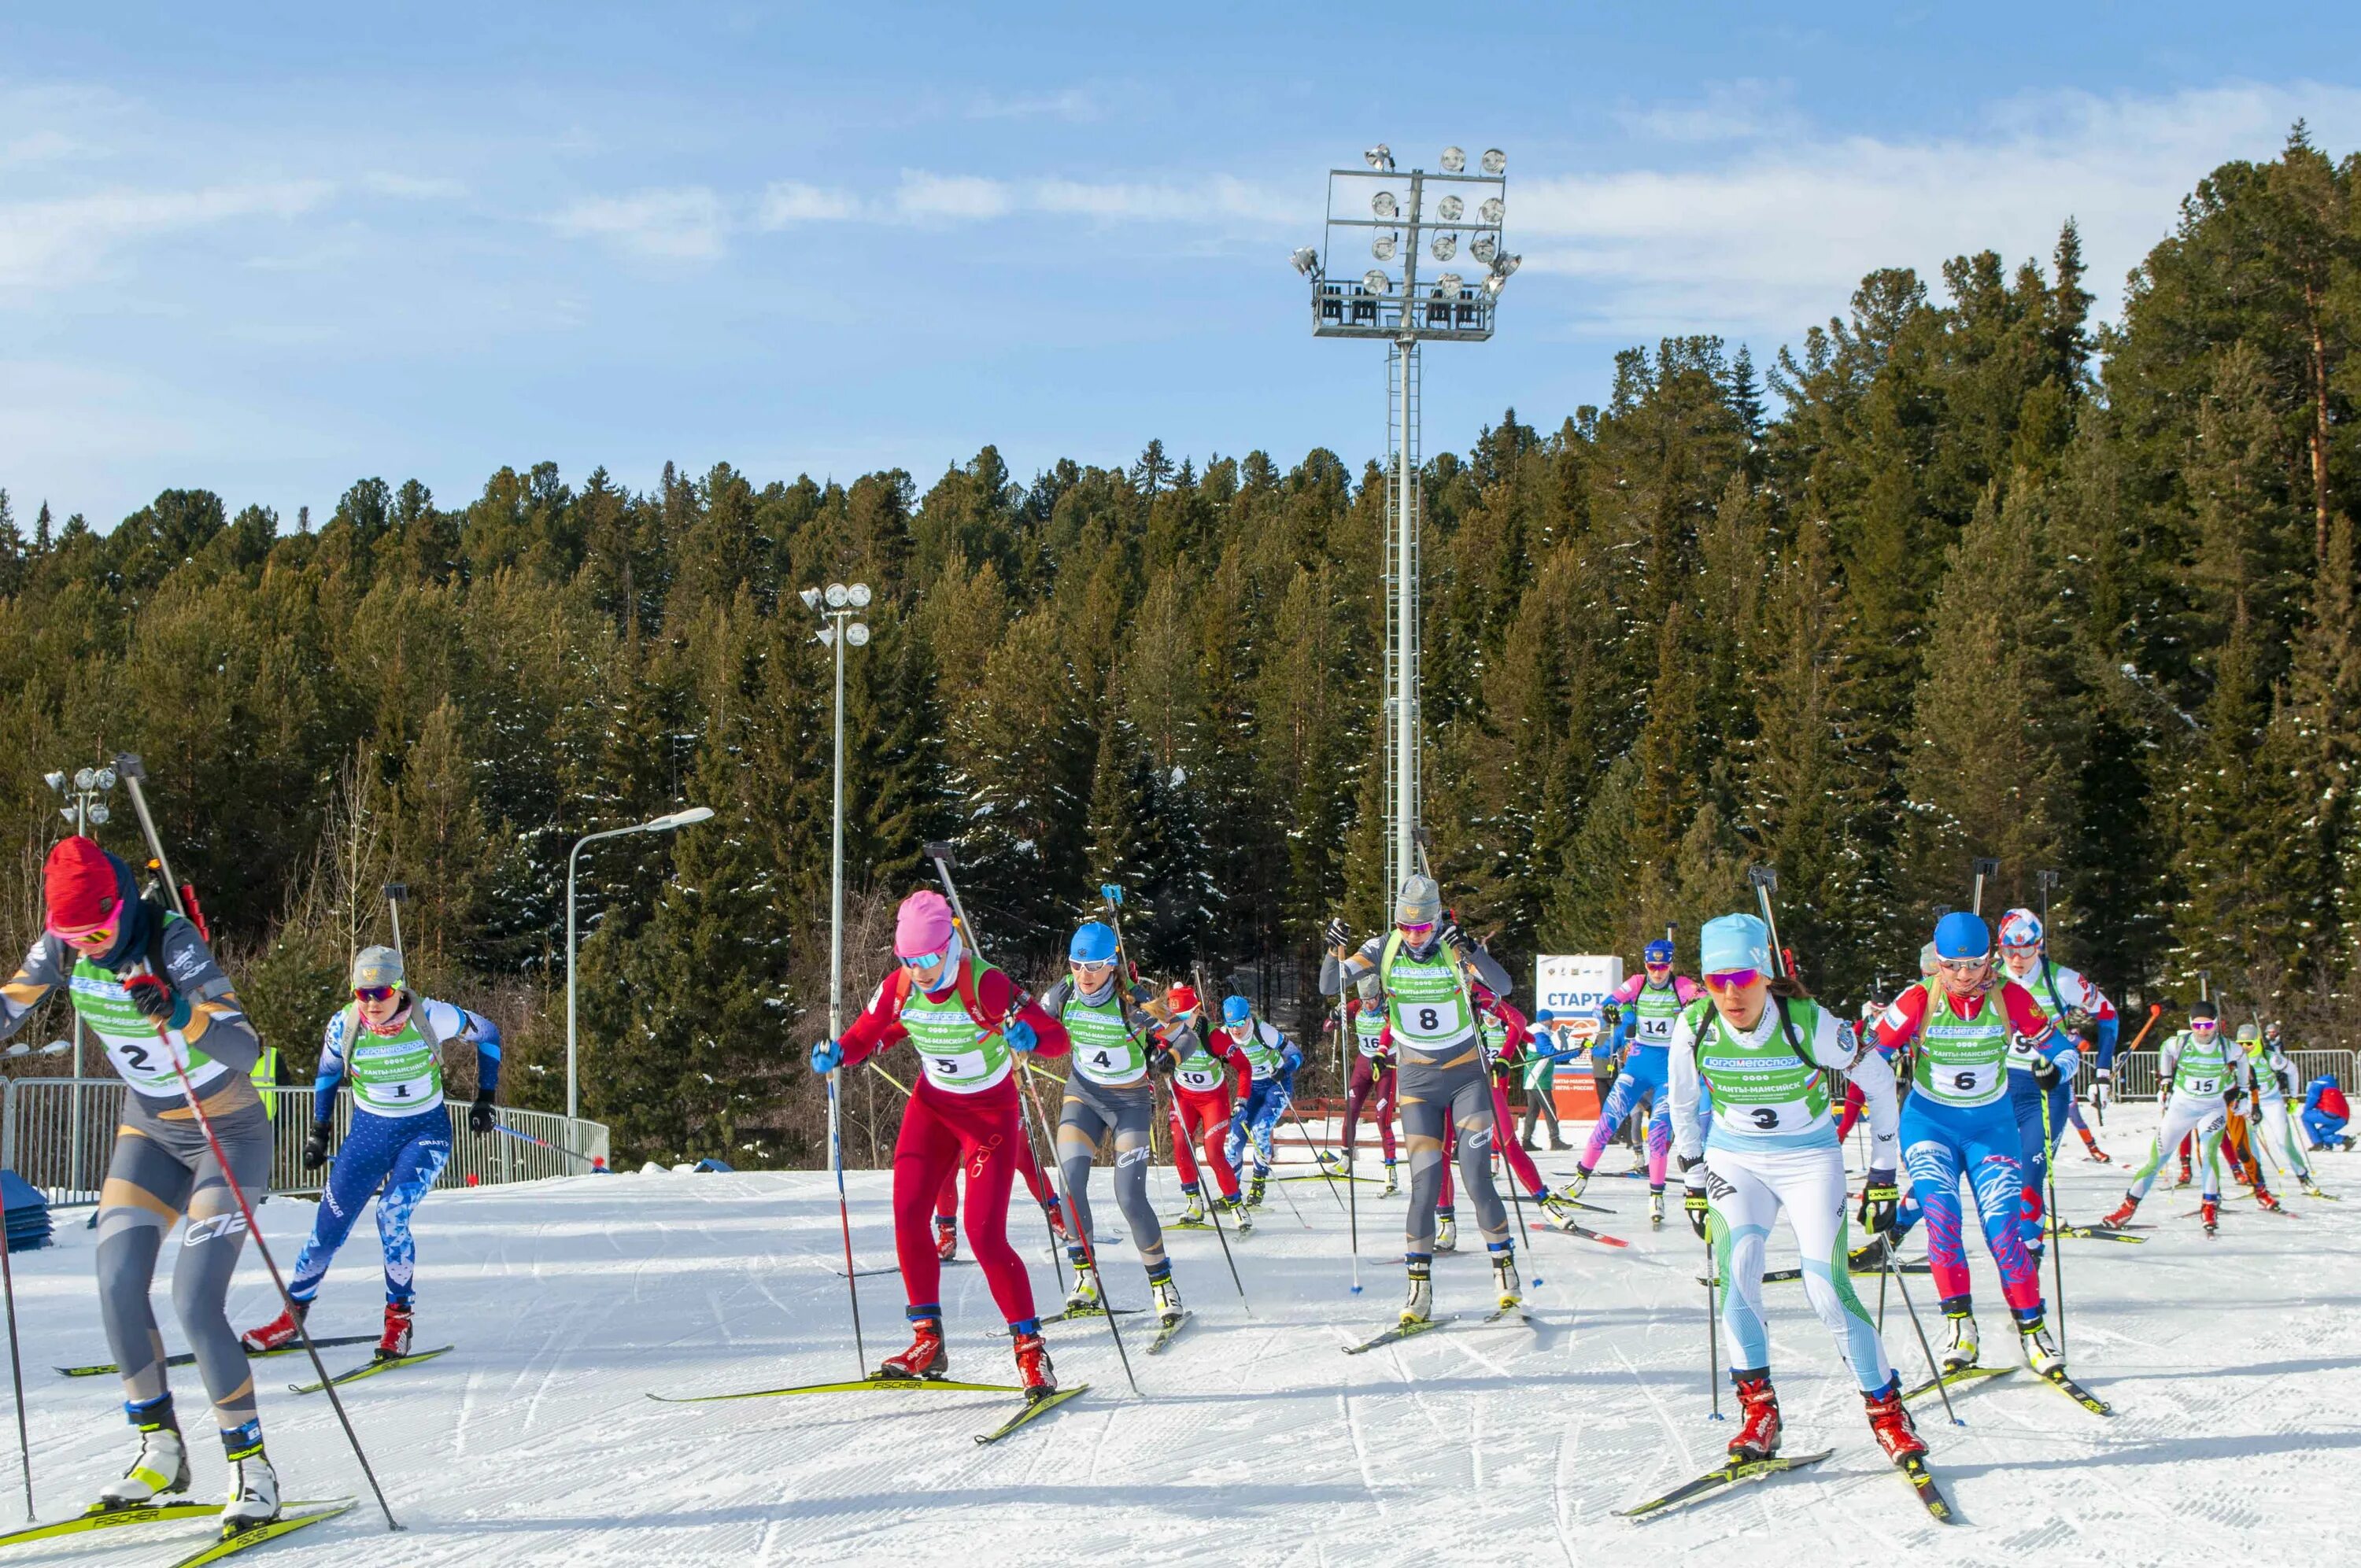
[5,3,2359,531]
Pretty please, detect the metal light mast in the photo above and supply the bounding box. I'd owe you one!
[1295,144,1519,896]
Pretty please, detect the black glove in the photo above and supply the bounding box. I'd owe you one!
[1679,1155,1709,1240]
[468,1092,497,1135]
[1149,1045,1177,1078]
[1859,1170,1900,1238]
[1436,920,1465,953]
[2030,1056,2061,1091]
[302,1120,333,1170]
[1324,917,1351,953]
[123,972,175,1022]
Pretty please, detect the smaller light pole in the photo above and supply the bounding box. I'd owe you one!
[798,582,874,1042]
[566,806,715,1121]
[43,766,116,1190]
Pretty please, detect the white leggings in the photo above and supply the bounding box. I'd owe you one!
[1704,1143,1894,1393]
[2126,1090,2229,1201]
[2248,1098,2311,1182]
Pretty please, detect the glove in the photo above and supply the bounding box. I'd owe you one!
[1679,1155,1709,1239]
[1281,1046,1303,1077]
[468,1092,497,1135]
[1149,1045,1177,1078]
[1004,1019,1037,1054]
[123,972,176,1023]
[809,1039,844,1074]
[1859,1170,1900,1238]
[1436,920,1465,953]
[1324,917,1351,954]
[302,1120,332,1170]
[2031,1056,2061,1091]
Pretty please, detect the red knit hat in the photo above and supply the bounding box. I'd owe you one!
[1166,983,1199,1014]
[44,836,123,935]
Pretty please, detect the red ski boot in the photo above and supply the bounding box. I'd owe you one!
[375,1302,414,1362]
[935,1216,959,1261]
[2100,1194,2139,1228]
[1012,1330,1057,1404]
[877,1317,948,1381]
[1864,1378,1927,1462]
[2256,1186,2282,1212]
[2079,1128,2111,1163]
[1727,1377,1781,1462]
[2200,1199,2219,1235]
[240,1299,309,1353]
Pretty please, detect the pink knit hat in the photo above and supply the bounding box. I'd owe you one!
[895,890,956,957]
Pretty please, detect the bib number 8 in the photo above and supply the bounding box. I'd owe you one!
[1417,1007,1440,1032]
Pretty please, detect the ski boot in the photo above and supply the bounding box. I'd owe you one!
[1151,1273,1184,1328]
[2078,1128,2111,1163]
[218,1427,279,1537]
[1400,1258,1433,1326]
[1491,1247,1522,1309]
[1062,1265,1101,1317]
[1557,1168,1591,1201]
[2300,1175,2328,1199]
[1044,1199,1071,1245]
[2174,1159,2193,1189]
[1011,1330,1057,1403]
[1434,1212,1458,1253]
[1381,1160,1399,1197]
[1178,1187,1206,1224]
[1939,1308,1979,1375]
[878,1315,948,1380]
[1862,1374,1927,1462]
[2018,1317,2065,1377]
[935,1215,959,1261]
[240,1298,311,1353]
[97,1399,189,1510]
[2256,1185,2284,1212]
[375,1301,414,1361]
[1245,1171,1268,1208]
[2201,1198,2219,1235]
[1728,1377,1781,1462]
[1216,1193,1254,1234]
[2100,1193,2140,1228]
[1647,1189,1665,1228]
[1847,1234,1892,1271]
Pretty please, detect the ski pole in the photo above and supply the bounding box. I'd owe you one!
[1704,1231,1722,1421]
[1163,1078,1250,1312]
[1884,1252,1960,1428]
[828,1068,867,1379]
[1017,1065,1141,1396]
[155,1028,403,1529]
[1284,1105,1350,1214]
[2040,1081,2067,1358]
[0,1175,30,1521]
[490,1122,599,1167]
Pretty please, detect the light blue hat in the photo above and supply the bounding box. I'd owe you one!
[1699,913,1772,976]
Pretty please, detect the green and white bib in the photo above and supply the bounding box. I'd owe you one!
[68,922,230,1098]
[2171,1029,2234,1097]
[1353,1006,1388,1061]
[336,1004,445,1116]
[1380,934,1475,1057]
[899,962,1013,1094]
[1062,988,1146,1088]
[1172,1031,1229,1094]
[1630,981,1687,1048]
[1911,983,2011,1109]
[1691,998,1834,1143]
[1230,1020,1285,1081]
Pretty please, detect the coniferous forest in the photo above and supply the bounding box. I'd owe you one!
[2,131,2355,1167]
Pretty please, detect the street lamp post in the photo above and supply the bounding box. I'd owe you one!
[43,764,117,1194]
[565,806,716,1123]
[797,583,874,1043]
[1295,144,1517,894]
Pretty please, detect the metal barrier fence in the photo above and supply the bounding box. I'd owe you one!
[2110,1049,2352,1101]
[0,1078,611,1208]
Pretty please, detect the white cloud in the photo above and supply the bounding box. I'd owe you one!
[362,172,466,200]
[549,186,729,260]
[1614,79,1801,145]
[966,87,1103,124]
[1514,81,2361,338]
[892,172,1014,222]
[0,181,333,290]
[756,180,861,227]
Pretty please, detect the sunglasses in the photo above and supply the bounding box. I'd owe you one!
[1070,958,1114,972]
[57,921,120,950]
[899,950,948,969]
[353,985,398,1003]
[1936,957,1990,973]
[1397,921,1435,939]
[1703,968,1762,991]
[2191,1020,2219,1031]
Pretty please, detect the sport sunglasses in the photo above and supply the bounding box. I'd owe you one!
[1702,968,1762,991]
[353,985,398,1002]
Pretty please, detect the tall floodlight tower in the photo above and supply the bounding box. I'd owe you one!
[1294,144,1519,895]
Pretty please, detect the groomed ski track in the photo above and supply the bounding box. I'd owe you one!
[3,1101,2352,1566]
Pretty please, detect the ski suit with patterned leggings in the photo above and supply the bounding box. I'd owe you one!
[836,954,1070,1328]
[1043,973,1165,1267]
[1871,978,2072,1320]
[2001,957,2115,1250]
[1578,972,1703,1186]
[1164,1021,1241,1201]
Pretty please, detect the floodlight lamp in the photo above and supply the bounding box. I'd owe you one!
[87,803,109,825]
[74,768,96,791]
[1481,148,1506,175]
[1479,197,1504,225]
[94,768,116,791]
[1439,273,1465,299]
[817,625,837,647]
[1472,234,1498,264]
[1372,234,1397,261]
[848,583,872,608]
[1431,233,1456,261]
[1438,195,1464,223]
[1291,246,1320,277]
[42,772,65,794]
[826,583,849,608]
[1492,253,1522,279]
[1364,144,1395,172]
[1482,272,1506,297]
[1440,146,1465,173]
[1362,269,1390,294]
[799,587,822,611]
[1372,191,1398,220]
[845,623,871,647]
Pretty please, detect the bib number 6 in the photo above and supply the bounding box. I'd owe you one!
[1953,1070,1978,1092]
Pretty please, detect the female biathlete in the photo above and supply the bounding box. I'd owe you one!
[2101,1002,2250,1233]
[1160,985,1252,1231]
[1668,913,1925,1469]
[1340,994,1398,1195]
[1040,921,1184,1327]
[0,837,284,1530]
[242,945,501,1360]
[808,890,1071,1397]
[1562,939,1701,1227]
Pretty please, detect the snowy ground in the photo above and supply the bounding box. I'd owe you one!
[2,1099,2355,1566]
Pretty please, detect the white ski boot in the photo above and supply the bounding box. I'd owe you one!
[1648,1190,1665,1228]
[1152,1275,1184,1328]
[1062,1271,1101,1315]
[1559,1168,1591,1201]
[1179,1188,1206,1224]
[2019,1319,2066,1377]
[1400,1260,1432,1326]
[1939,1311,1980,1375]
[1381,1160,1399,1197]
[220,1452,279,1534]
[1491,1249,1522,1309]
[98,1422,189,1508]
[1434,1213,1458,1253]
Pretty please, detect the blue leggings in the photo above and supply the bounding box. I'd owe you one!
[1225,1078,1288,1175]
[1901,1097,2043,1319]
[289,1107,453,1305]
[2304,1109,2348,1146]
